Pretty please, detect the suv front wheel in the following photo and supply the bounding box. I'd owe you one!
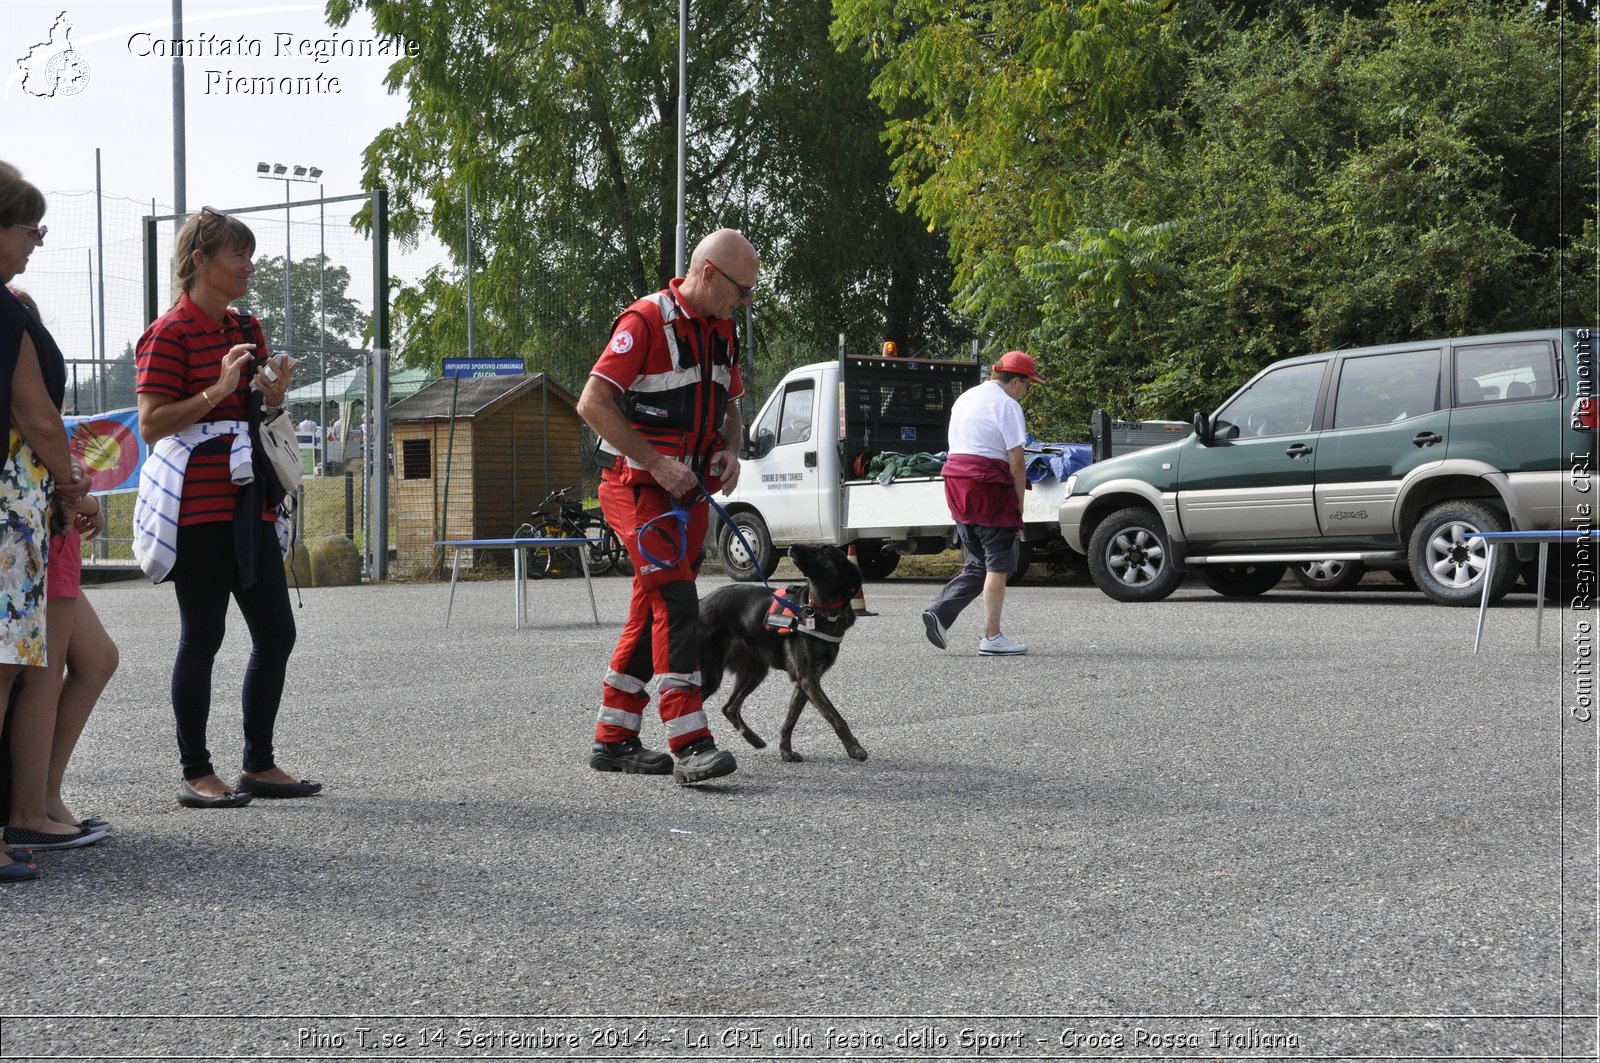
[1408,500,1519,607]
[1087,507,1184,602]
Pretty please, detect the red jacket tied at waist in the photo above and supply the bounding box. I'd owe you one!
[942,453,1022,529]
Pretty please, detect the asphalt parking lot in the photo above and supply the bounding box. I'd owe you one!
[2,568,1594,1061]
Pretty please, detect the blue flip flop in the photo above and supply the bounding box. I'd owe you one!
[0,857,39,882]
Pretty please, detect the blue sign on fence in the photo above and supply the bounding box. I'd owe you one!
[442,358,526,378]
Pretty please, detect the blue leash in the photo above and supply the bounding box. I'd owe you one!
[634,475,807,614]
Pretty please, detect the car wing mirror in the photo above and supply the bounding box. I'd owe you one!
[1192,411,1214,445]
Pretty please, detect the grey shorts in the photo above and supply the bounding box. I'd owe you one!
[956,523,1020,574]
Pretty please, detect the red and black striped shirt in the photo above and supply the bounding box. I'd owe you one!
[136,293,275,525]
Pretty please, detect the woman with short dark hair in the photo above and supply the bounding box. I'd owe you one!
[0,161,96,878]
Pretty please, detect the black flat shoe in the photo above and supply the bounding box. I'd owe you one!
[177,782,253,808]
[234,775,322,799]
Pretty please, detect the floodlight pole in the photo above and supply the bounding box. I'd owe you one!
[674,0,687,277]
[171,0,186,217]
[257,163,324,356]
[318,183,327,451]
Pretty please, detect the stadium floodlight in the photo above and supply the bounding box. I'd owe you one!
[254,161,321,351]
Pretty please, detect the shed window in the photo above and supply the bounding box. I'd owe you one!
[401,438,432,480]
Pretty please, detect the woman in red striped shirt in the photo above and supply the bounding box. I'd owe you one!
[135,207,321,809]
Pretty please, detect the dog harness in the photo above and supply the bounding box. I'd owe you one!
[764,585,849,643]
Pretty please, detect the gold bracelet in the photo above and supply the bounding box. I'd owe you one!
[200,388,217,407]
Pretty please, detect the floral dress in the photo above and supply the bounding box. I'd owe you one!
[0,425,51,666]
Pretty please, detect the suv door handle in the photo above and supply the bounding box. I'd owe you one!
[1412,431,1442,447]
[1286,443,1312,458]
[804,451,817,468]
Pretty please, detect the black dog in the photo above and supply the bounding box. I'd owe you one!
[698,544,867,762]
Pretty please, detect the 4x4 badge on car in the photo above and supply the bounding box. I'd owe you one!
[1328,509,1369,521]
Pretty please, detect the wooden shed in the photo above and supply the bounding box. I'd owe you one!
[389,373,585,571]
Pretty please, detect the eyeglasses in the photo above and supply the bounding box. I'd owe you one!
[708,259,756,300]
[15,224,46,243]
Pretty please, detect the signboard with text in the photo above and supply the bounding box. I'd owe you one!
[441,358,526,378]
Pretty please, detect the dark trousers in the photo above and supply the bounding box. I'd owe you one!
[169,520,296,780]
[925,523,1020,628]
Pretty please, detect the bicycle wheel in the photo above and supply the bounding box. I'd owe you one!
[528,521,581,579]
[575,517,622,576]
[513,523,549,580]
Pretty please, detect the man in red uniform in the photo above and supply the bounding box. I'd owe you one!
[577,228,757,785]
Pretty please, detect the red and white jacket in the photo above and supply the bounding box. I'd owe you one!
[591,279,743,484]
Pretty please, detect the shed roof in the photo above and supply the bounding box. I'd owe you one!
[389,373,579,423]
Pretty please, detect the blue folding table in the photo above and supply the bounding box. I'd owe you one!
[436,537,604,628]
[1471,529,1590,653]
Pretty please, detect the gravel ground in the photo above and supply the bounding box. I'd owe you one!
[1,568,1593,1062]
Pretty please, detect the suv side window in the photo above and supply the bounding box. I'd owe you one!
[1213,361,1326,439]
[1332,349,1440,429]
[1454,340,1557,405]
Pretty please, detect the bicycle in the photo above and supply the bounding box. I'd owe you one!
[515,487,626,578]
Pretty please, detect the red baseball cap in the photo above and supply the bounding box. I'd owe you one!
[994,350,1045,384]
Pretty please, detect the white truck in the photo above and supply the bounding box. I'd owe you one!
[714,353,1168,582]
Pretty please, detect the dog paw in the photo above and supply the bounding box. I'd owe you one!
[780,749,804,763]
[847,746,868,762]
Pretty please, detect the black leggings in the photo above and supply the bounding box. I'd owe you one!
[169,520,296,780]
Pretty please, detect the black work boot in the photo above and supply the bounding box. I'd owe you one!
[589,736,673,775]
[672,736,737,785]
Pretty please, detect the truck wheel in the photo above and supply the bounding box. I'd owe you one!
[1197,562,1287,597]
[1407,500,1518,606]
[1291,559,1366,592]
[1005,541,1034,586]
[1086,507,1183,602]
[718,511,779,582]
[853,540,901,581]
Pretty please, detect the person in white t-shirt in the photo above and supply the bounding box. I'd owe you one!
[296,416,318,436]
[922,350,1043,656]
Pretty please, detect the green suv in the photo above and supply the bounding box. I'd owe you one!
[1059,329,1596,606]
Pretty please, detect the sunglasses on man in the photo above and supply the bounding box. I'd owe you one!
[708,260,756,300]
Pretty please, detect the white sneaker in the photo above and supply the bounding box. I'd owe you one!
[978,633,1027,656]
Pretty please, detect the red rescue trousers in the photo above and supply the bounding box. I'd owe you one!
[593,475,712,753]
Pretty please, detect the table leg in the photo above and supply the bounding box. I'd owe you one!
[514,547,524,629]
[580,539,599,624]
[446,548,462,627]
[1472,544,1496,654]
[1534,542,1549,647]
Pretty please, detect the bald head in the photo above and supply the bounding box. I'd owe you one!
[681,228,759,320]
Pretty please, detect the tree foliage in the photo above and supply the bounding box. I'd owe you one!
[246,253,372,378]
[327,0,964,401]
[833,0,1597,438]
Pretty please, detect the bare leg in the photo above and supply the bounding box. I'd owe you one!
[7,603,78,835]
[46,595,118,825]
[981,571,1008,639]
